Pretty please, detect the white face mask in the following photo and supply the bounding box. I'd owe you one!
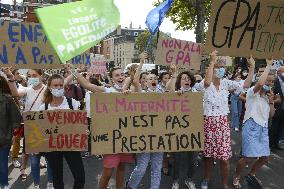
[50,88,65,97]
[27,78,40,87]
[113,83,123,91]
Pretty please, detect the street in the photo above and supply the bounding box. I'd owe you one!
[8,132,284,189]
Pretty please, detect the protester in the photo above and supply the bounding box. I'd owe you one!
[230,72,245,132]
[168,70,197,189]
[64,54,148,189]
[198,51,255,189]
[125,56,174,189]
[270,66,284,150]
[157,71,170,92]
[40,74,85,189]
[15,69,53,188]
[233,59,276,188]
[0,72,22,189]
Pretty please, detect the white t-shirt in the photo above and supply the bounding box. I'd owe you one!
[39,97,80,111]
[18,85,46,112]
[84,91,91,118]
[243,87,270,127]
[105,87,119,93]
[233,80,245,95]
[198,79,243,116]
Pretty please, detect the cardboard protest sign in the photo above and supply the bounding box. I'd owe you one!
[88,55,107,75]
[23,110,88,153]
[205,0,284,59]
[90,92,204,154]
[0,21,90,69]
[155,36,202,70]
[36,0,120,62]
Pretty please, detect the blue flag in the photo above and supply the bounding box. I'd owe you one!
[145,0,174,49]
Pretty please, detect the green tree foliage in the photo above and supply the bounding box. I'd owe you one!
[135,30,158,63]
[155,0,212,42]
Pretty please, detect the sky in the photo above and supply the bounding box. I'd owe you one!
[1,0,196,42]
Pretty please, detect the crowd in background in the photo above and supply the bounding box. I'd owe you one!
[0,51,284,189]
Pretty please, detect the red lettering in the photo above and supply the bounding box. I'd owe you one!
[49,135,56,148]
[165,50,174,64]
[57,134,64,149]
[183,42,191,51]
[72,134,80,148]
[65,134,72,149]
[161,39,168,48]
[176,51,184,64]
[183,53,190,65]
[80,134,87,149]
[47,112,56,124]
[83,112,88,125]
[56,112,62,125]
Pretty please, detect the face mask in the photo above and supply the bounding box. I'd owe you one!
[27,78,40,87]
[113,83,123,91]
[242,72,248,77]
[262,85,271,92]
[215,68,225,79]
[50,88,65,97]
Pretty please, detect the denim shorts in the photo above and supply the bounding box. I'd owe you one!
[242,118,270,157]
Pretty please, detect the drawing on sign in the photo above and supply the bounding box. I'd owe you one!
[205,0,284,59]
[91,93,204,155]
[24,110,88,153]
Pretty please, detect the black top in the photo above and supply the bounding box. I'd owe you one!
[0,93,22,148]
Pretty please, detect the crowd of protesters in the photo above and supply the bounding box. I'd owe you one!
[0,50,283,189]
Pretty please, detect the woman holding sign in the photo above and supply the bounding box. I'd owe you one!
[40,74,85,189]
[199,51,255,189]
[10,69,54,189]
[125,59,176,189]
[167,71,198,189]
[64,54,147,189]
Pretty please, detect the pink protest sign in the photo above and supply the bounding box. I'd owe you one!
[155,36,202,70]
[88,55,107,75]
[90,92,204,154]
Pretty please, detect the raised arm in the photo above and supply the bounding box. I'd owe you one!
[253,58,273,94]
[243,55,256,89]
[166,64,177,92]
[64,64,105,93]
[132,52,147,93]
[204,50,217,88]
[1,67,19,97]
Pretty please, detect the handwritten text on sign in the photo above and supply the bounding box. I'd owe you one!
[88,55,107,75]
[205,0,284,59]
[0,21,90,68]
[23,110,88,153]
[90,93,204,154]
[155,36,202,70]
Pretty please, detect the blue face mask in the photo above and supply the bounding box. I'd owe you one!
[50,88,65,97]
[215,68,225,79]
[27,78,40,87]
[262,85,271,92]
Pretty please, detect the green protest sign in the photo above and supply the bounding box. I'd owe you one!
[36,0,120,62]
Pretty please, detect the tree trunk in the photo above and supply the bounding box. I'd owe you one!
[195,0,205,43]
